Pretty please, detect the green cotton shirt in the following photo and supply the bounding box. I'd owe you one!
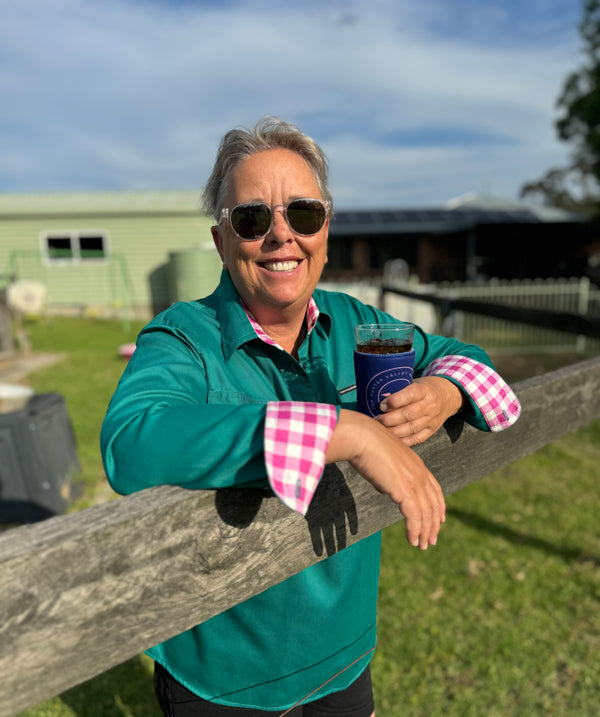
[101,271,493,711]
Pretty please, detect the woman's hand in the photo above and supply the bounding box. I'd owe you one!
[326,409,446,550]
[375,376,464,446]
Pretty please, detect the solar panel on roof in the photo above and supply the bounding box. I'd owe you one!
[330,206,541,231]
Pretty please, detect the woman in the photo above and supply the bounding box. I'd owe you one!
[101,117,520,716]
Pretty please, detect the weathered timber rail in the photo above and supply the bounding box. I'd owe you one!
[1,355,600,717]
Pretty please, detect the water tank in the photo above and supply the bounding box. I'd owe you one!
[167,243,222,303]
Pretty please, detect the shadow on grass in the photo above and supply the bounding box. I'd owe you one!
[448,507,600,568]
[59,655,161,716]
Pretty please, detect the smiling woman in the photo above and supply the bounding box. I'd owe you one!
[210,148,330,355]
[100,116,520,716]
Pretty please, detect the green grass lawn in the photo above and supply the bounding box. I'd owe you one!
[374,418,600,716]
[10,318,600,716]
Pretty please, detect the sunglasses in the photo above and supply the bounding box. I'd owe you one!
[219,198,331,241]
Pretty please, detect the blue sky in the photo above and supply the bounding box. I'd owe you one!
[0,0,585,208]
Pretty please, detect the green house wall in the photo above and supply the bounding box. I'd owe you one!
[0,192,221,318]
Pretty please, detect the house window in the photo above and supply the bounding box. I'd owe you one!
[79,235,106,259]
[47,236,74,260]
[42,232,108,264]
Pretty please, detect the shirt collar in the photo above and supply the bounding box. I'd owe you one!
[216,270,328,359]
[242,296,320,351]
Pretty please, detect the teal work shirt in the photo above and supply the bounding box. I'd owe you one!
[101,271,493,710]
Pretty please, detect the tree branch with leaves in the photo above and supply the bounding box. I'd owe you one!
[521,0,600,216]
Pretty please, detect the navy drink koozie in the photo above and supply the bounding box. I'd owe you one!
[354,348,415,416]
[354,323,415,417]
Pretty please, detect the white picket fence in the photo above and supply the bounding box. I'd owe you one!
[318,276,600,355]
[434,276,600,355]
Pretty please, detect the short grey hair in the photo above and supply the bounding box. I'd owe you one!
[202,116,333,220]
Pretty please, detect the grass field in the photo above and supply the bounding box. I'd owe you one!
[9,317,600,716]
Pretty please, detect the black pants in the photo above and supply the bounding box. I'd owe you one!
[154,661,374,717]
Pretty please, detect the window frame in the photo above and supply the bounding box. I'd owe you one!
[40,230,110,265]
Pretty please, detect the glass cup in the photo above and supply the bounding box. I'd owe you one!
[353,323,415,416]
[355,323,414,354]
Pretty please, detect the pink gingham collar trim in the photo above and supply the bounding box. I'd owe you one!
[242,298,320,349]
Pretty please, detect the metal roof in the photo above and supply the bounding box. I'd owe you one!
[329,206,540,236]
[0,190,203,217]
[330,194,584,236]
[445,191,584,222]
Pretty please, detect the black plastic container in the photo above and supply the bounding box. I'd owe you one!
[0,393,80,523]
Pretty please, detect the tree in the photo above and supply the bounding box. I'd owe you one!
[521,0,600,215]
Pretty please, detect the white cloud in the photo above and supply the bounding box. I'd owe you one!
[0,0,583,205]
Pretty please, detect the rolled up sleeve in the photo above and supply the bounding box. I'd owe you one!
[423,355,521,432]
[264,402,338,514]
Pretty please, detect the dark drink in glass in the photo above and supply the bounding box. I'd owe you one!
[354,323,415,416]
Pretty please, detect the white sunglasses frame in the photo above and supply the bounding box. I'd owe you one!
[219,198,331,241]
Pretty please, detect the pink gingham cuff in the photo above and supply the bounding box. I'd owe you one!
[423,355,521,432]
[264,401,337,514]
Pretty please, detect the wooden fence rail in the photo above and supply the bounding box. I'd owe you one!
[380,285,600,338]
[2,356,600,716]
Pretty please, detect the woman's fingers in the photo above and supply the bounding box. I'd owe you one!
[330,411,446,549]
[376,377,464,444]
[402,471,445,549]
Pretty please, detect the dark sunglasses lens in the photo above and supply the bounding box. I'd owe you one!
[286,200,327,235]
[231,204,272,239]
